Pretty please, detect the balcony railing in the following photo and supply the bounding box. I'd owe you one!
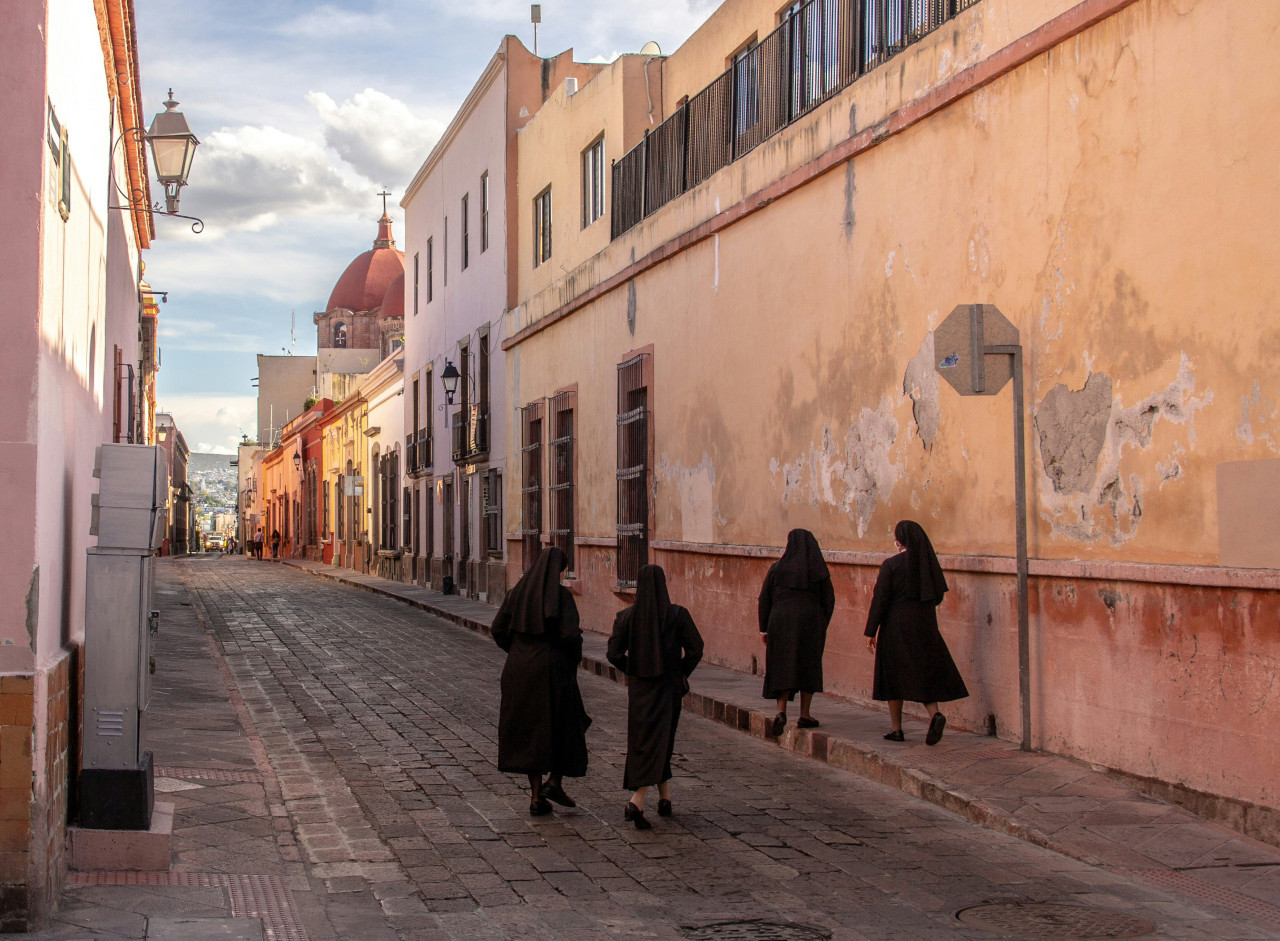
[406,430,433,475]
[451,405,490,464]
[611,0,980,239]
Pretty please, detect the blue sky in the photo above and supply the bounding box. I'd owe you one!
[136,0,712,452]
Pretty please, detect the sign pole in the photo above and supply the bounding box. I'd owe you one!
[934,305,1032,752]
[991,343,1031,750]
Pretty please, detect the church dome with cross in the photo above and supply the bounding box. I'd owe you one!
[315,198,405,354]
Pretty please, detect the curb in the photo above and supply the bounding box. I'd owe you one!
[282,559,1097,868]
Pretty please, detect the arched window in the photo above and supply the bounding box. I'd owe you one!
[334,322,348,348]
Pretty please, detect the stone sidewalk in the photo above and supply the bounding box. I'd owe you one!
[280,556,1280,924]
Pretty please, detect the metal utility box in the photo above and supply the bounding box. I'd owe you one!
[80,443,167,830]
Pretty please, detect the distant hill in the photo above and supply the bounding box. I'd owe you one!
[188,452,238,474]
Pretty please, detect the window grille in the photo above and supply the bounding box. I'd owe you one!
[520,401,544,571]
[461,193,470,270]
[549,392,575,571]
[426,238,434,302]
[403,484,412,550]
[484,468,503,558]
[616,356,649,588]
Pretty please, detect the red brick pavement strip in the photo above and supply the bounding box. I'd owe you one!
[281,557,1280,913]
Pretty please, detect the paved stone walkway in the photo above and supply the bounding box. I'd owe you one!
[15,556,1280,940]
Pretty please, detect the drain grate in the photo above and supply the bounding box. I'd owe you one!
[956,901,1156,938]
[680,921,831,941]
[155,765,263,783]
[1134,869,1280,929]
[68,872,306,941]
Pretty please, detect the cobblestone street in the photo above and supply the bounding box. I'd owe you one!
[27,557,1279,940]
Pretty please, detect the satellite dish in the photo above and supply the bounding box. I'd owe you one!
[640,41,662,56]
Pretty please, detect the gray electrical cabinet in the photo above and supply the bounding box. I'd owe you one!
[80,443,167,830]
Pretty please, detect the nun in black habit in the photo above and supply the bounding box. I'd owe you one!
[864,520,968,745]
[492,546,591,815]
[759,529,836,736]
[607,565,703,830]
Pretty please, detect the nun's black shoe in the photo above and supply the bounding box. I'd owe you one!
[883,729,905,742]
[529,798,553,816]
[542,781,576,807]
[657,799,672,817]
[624,802,652,830]
[797,717,819,729]
[926,712,947,746]
[770,712,787,737]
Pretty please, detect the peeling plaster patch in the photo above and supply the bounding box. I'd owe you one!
[770,398,901,536]
[1038,353,1211,544]
[967,226,991,280]
[903,333,940,450]
[713,234,720,292]
[1037,222,1070,343]
[1036,372,1112,493]
[626,281,637,335]
[1236,381,1278,451]
[884,250,896,280]
[658,454,720,543]
[842,162,856,239]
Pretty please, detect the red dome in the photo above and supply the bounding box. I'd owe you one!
[325,213,405,313]
[380,271,405,320]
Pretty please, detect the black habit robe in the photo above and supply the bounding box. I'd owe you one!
[864,520,968,704]
[759,529,836,700]
[607,565,704,791]
[492,547,591,777]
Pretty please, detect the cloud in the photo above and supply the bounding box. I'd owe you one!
[182,124,366,235]
[307,89,446,187]
[277,5,393,39]
[157,394,259,454]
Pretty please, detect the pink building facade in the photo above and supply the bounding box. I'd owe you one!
[0,0,160,928]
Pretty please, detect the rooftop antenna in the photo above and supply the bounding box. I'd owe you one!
[531,4,541,56]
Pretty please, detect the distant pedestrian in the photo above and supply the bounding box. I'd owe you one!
[759,529,836,736]
[607,565,703,830]
[491,547,591,816]
[864,520,968,745]
[253,528,264,560]
[270,529,280,559]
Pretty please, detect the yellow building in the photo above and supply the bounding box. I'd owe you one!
[505,0,1280,832]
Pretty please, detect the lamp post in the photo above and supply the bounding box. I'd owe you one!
[146,90,200,214]
[293,450,302,472]
[111,89,203,231]
[440,360,460,406]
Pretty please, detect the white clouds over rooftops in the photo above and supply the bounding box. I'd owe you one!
[308,89,446,187]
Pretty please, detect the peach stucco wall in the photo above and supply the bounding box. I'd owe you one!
[505,0,1280,813]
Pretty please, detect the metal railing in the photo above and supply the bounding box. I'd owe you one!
[450,405,490,464]
[611,0,980,239]
[406,430,433,474]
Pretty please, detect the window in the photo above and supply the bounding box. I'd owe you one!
[533,187,552,267]
[334,322,348,348]
[616,355,650,588]
[549,392,575,570]
[112,346,136,443]
[478,330,490,452]
[323,482,330,534]
[461,194,470,270]
[424,481,435,560]
[426,238,434,303]
[336,476,345,540]
[484,468,503,558]
[413,252,419,315]
[520,401,544,571]
[480,172,490,252]
[424,368,434,468]
[403,484,412,550]
[582,137,605,227]
[443,217,448,285]
[784,0,842,118]
[732,40,760,151]
[49,103,70,221]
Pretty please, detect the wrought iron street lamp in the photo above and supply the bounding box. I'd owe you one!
[293,450,302,472]
[440,360,460,405]
[111,88,203,232]
[146,90,200,214]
